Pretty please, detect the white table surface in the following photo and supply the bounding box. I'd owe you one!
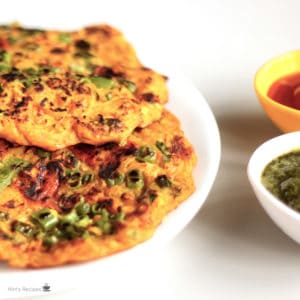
[2,0,300,299]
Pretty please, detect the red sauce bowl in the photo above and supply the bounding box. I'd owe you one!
[255,50,300,132]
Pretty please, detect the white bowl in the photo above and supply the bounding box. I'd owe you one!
[247,131,300,243]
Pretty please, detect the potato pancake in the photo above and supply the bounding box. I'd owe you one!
[0,110,196,268]
[0,69,162,150]
[0,24,168,150]
[0,24,168,103]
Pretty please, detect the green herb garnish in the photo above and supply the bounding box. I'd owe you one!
[90,76,115,89]
[0,157,29,192]
[155,175,172,188]
[119,79,136,93]
[156,141,171,161]
[36,148,52,159]
[126,169,144,189]
[135,146,156,163]
[58,33,72,44]
[105,171,124,186]
[31,208,59,231]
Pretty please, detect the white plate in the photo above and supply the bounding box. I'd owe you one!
[0,38,220,300]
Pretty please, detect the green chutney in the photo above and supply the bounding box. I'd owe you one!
[261,150,300,211]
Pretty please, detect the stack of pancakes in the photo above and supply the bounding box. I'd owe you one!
[0,24,196,268]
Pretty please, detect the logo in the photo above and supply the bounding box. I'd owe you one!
[42,283,51,292]
[7,283,52,293]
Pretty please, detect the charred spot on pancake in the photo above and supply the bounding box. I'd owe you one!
[50,47,65,54]
[5,200,15,209]
[141,93,160,103]
[115,142,137,157]
[99,142,118,151]
[1,68,25,82]
[99,161,120,180]
[46,77,62,89]
[92,66,123,78]
[84,26,113,37]
[74,39,91,51]
[46,161,64,180]
[170,135,193,159]
[34,82,44,92]
[94,198,113,210]
[58,194,80,212]
[18,160,62,201]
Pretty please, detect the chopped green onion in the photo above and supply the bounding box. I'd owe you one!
[36,148,52,159]
[91,203,107,215]
[137,188,157,204]
[31,208,59,231]
[7,37,18,45]
[17,196,126,247]
[126,169,144,189]
[62,224,84,239]
[0,157,29,192]
[76,215,91,228]
[67,172,81,188]
[135,146,156,163]
[100,208,110,220]
[120,79,136,93]
[0,64,11,72]
[22,77,35,88]
[90,76,115,89]
[114,211,125,222]
[148,190,157,203]
[58,33,72,44]
[99,221,112,234]
[75,197,91,216]
[51,227,64,239]
[156,141,171,161]
[105,172,124,186]
[23,68,40,76]
[155,175,172,188]
[70,63,86,73]
[94,209,112,234]
[81,173,94,185]
[3,52,11,64]
[12,221,35,237]
[42,234,58,247]
[81,230,90,239]
[60,209,79,225]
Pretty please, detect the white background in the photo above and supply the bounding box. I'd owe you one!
[2,0,300,299]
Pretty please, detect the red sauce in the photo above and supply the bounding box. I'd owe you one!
[268,73,300,109]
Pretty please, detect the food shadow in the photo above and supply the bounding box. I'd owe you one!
[190,111,300,254]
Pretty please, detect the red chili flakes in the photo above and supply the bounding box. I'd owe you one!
[170,135,193,159]
[46,77,62,89]
[0,38,9,50]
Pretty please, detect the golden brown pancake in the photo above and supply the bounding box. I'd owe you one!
[0,24,168,102]
[0,69,162,150]
[0,24,168,150]
[0,110,196,268]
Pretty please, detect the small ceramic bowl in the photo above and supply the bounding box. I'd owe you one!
[255,50,300,132]
[247,131,300,243]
